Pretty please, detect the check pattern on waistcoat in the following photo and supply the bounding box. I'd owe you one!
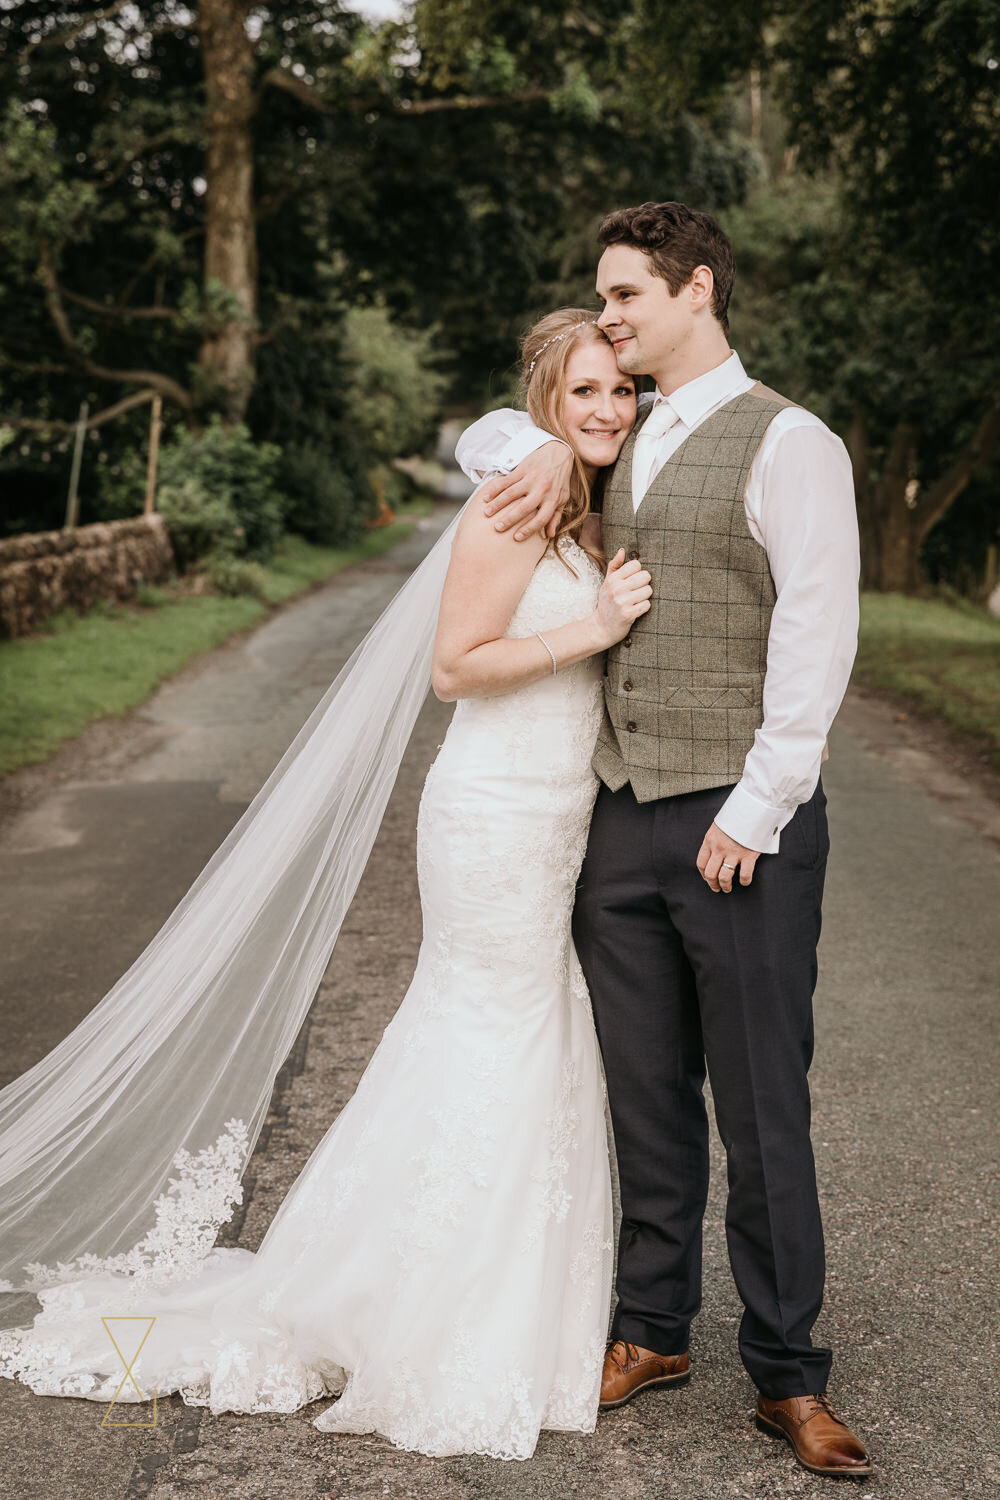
[592,385,795,803]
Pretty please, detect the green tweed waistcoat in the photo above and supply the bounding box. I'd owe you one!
[591,383,795,802]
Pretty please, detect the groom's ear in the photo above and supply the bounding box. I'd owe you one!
[687,264,716,315]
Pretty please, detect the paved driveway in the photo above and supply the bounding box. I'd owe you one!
[1,506,996,1500]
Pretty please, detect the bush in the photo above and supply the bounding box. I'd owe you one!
[341,303,448,470]
[372,463,420,515]
[92,445,149,522]
[278,441,375,548]
[158,419,284,560]
[199,550,269,600]
[157,479,242,570]
[94,418,285,559]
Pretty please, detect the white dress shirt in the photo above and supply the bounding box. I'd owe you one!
[454,351,861,854]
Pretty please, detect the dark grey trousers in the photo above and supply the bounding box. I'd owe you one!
[572,777,833,1399]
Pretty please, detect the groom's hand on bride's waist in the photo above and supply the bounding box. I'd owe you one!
[480,440,573,541]
[697,823,761,893]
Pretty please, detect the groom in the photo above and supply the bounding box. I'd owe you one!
[455,201,870,1478]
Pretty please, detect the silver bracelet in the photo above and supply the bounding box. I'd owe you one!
[535,630,557,676]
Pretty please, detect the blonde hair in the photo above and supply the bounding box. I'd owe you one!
[518,308,621,570]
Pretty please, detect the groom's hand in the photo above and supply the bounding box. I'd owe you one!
[480,440,573,541]
[697,823,760,893]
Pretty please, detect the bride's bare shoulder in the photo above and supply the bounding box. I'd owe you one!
[451,492,549,571]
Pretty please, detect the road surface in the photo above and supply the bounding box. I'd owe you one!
[1,505,996,1500]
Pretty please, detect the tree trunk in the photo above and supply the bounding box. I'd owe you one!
[197,0,258,424]
[871,422,920,591]
[854,403,1000,593]
[874,491,920,592]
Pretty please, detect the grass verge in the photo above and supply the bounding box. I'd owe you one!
[856,591,1000,768]
[0,505,430,779]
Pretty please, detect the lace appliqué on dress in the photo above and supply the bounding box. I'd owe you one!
[13,1117,250,1294]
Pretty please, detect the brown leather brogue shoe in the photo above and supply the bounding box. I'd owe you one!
[599,1339,690,1409]
[756,1392,873,1477]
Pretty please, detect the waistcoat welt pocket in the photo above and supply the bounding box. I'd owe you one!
[658,681,763,710]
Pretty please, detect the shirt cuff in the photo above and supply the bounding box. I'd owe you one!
[713,782,792,855]
[496,427,569,472]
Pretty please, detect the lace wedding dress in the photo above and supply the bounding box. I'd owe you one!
[0,535,614,1461]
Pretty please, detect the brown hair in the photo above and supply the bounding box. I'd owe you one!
[518,308,628,569]
[597,201,735,334]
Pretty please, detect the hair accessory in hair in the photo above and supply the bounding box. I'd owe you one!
[527,320,593,380]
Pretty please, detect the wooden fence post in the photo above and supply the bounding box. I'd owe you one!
[143,394,163,515]
[64,400,89,529]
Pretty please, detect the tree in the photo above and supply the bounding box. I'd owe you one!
[761,0,1000,591]
[0,2,763,440]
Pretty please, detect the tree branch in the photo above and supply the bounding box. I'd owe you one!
[394,88,551,115]
[253,311,297,348]
[916,397,1000,541]
[2,389,158,434]
[257,66,551,118]
[60,288,178,321]
[0,353,74,377]
[256,178,326,221]
[92,129,193,190]
[39,246,193,413]
[257,66,336,114]
[18,0,132,62]
[117,226,202,310]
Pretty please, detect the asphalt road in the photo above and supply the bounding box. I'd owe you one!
[0,504,997,1500]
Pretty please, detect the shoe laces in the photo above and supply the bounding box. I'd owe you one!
[607,1339,641,1372]
[802,1392,845,1426]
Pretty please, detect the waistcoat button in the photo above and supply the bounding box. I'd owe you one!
[627,549,640,561]
[626,721,637,733]
[623,680,633,692]
[623,636,633,648]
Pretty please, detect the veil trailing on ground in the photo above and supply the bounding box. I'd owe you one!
[0,499,469,1324]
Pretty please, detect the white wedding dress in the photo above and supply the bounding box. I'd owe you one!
[0,534,614,1461]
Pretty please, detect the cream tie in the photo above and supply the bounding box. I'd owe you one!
[631,399,680,509]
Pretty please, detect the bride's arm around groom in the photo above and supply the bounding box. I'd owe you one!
[455,376,860,874]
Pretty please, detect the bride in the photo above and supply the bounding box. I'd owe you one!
[0,310,651,1461]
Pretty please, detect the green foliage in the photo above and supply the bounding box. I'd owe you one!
[252,296,447,549]
[247,279,381,549]
[857,591,1000,767]
[93,444,152,521]
[921,466,1000,598]
[156,479,242,571]
[0,0,759,537]
[774,0,999,295]
[157,420,284,561]
[761,0,1000,583]
[721,7,1000,590]
[199,551,270,601]
[279,443,369,548]
[341,304,448,469]
[413,0,764,125]
[722,174,846,424]
[0,100,97,262]
[153,419,286,576]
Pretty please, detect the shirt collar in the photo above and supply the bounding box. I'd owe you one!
[653,350,747,428]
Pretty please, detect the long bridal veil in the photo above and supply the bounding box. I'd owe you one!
[0,500,468,1326]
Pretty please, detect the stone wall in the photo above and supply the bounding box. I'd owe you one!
[0,515,176,639]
